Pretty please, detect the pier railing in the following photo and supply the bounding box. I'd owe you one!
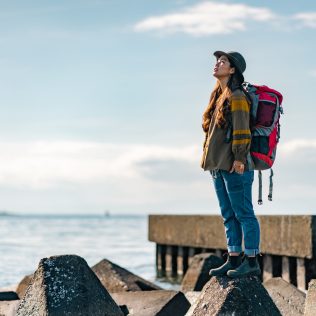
[148,215,316,291]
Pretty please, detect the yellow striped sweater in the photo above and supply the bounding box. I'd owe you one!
[201,88,252,171]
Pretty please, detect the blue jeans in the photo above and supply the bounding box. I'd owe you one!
[211,170,260,256]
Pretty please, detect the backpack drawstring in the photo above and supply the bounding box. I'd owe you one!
[258,169,274,204]
[258,171,263,205]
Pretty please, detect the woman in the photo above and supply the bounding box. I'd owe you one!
[200,51,261,278]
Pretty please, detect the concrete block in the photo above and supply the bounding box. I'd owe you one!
[16,255,123,316]
[184,291,200,306]
[177,246,185,275]
[259,216,315,258]
[0,274,33,303]
[16,274,33,300]
[157,244,166,272]
[186,275,281,316]
[188,248,196,266]
[165,245,173,275]
[111,290,190,316]
[0,300,20,316]
[282,257,290,282]
[184,292,201,316]
[181,253,223,292]
[264,277,305,315]
[149,215,226,249]
[304,279,316,316]
[92,258,161,293]
[149,215,316,258]
[263,255,273,282]
[297,258,306,291]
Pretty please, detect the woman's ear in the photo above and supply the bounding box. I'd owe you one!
[230,67,235,75]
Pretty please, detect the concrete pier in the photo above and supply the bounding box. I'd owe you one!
[149,215,316,291]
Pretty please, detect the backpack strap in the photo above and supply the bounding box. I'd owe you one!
[258,170,263,205]
[240,83,256,130]
[268,169,274,201]
[241,84,253,106]
[258,169,274,205]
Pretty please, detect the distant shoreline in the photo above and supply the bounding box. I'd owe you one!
[0,212,148,218]
[0,211,14,216]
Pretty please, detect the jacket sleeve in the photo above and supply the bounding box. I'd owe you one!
[230,92,251,163]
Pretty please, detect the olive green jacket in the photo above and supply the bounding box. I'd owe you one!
[201,89,252,171]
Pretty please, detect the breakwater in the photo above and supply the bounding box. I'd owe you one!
[149,215,316,292]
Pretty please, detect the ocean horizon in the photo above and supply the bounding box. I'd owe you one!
[0,213,179,290]
[1,210,313,291]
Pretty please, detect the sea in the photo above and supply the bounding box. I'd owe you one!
[0,213,177,290]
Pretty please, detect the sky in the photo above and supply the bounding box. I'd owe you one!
[0,0,315,215]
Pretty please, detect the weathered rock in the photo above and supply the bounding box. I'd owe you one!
[0,292,19,301]
[187,275,281,316]
[92,258,162,292]
[16,274,33,299]
[16,254,124,316]
[111,290,190,316]
[263,277,305,315]
[181,253,223,292]
[0,300,20,316]
[305,279,316,316]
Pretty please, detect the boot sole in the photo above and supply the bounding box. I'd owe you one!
[227,270,261,278]
[209,269,231,277]
[209,265,235,277]
[209,272,228,277]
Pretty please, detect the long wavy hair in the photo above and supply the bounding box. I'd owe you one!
[202,70,244,133]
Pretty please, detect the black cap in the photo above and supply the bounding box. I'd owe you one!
[213,51,246,80]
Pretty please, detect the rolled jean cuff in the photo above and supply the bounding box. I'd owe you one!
[244,248,260,256]
[227,245,242,253]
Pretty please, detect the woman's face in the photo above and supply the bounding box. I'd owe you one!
[213,55,235,79]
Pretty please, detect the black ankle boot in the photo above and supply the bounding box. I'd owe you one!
[229,255,241,268]
[209,254,242,277]
[227,255,261,278]
[248,256,257,267]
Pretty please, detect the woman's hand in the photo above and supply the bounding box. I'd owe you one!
[230,160,245,174]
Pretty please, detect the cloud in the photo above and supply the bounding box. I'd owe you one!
[278,138,316,155]
[0,140,200,189]
[135,158,202,182]
[134,1,276,36]
[0,138,314,213]
[0,138,315,189]
[270,139,316,185]
[253,138,316,212]
[134,1,316,36]
[292,12,316,28]
[0,140,208,213]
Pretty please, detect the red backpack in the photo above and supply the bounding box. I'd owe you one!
[242,83,284,204]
